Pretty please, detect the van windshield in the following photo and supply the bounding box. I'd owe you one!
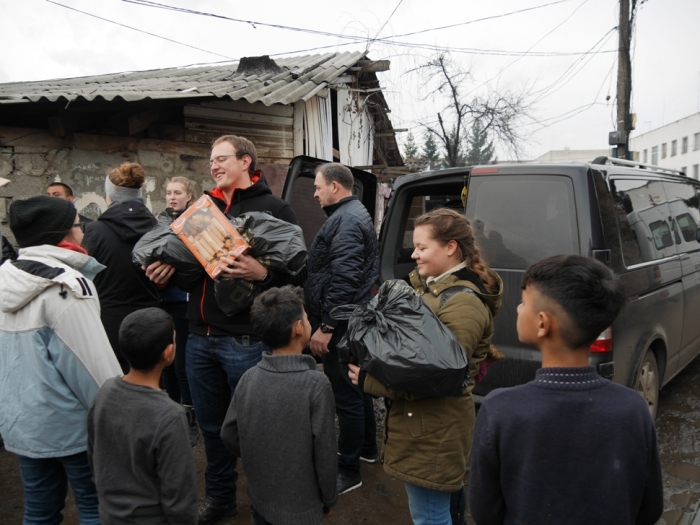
[465,175,578,269]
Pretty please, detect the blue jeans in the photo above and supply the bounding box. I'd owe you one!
[186,333,266,504]
[404,482,452,525]
[321,327,378,476]
[161,302,193,405]
[18,452,99,525]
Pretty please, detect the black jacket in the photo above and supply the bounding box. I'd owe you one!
[174,173,298,337]
[304,196,379,327]
[82,199,159,362]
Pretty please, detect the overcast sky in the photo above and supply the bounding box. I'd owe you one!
[1,0,698,160]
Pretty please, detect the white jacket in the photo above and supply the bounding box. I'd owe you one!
[0,245,122,458]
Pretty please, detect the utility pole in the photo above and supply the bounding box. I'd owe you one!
[611,0,633,159]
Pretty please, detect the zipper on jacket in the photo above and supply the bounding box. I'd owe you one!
[200,280,210,336]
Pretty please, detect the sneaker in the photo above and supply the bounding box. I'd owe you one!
[184,405,200,448]
[360,452,379,463]
[198,499,238,525]
[337,472,362,495]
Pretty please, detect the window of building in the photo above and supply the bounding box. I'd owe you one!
[695,133,700,151]
[662,143,667,159]
[671,140,677,156]
[652,146,659,165]
[694,165,700,180]
[643,149,648,163]
[682,136,688,154]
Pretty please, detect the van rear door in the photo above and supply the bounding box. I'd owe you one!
[281,156,377,248]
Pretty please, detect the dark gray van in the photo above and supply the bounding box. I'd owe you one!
[284,156,700,419]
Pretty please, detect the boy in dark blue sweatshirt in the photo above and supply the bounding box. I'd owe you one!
[469,254,663,525]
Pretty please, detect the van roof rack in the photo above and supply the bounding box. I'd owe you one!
[592,156,687,177]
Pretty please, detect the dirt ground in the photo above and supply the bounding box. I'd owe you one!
[4,355,700,524]
[0,435,419,525]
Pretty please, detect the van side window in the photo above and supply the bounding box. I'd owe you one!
[610,178,677,265]
[465,175,577,269]
[399,193,463,262]
[662,180,700,252]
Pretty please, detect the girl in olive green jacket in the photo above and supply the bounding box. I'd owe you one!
[349,208,503,525]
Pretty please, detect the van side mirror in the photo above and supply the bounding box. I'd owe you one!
[696,227,700,243]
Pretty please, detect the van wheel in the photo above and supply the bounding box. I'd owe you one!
[635,349,659,420]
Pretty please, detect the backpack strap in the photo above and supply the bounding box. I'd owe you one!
[439,285,484,308]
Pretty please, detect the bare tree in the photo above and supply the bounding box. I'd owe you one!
[414,53,530,166]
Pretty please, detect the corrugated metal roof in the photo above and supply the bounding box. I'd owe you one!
[0,51,368,106]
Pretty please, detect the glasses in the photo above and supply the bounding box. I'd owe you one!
[207,154,237,168]
[72,222,86,233]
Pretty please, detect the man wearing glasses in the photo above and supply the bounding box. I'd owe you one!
[147,135,298,525]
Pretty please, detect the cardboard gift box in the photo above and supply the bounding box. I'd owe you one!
[171,195,249,278]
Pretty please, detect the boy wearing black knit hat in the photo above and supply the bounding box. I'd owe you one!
[468,255,663,525]
[0,196,121,524]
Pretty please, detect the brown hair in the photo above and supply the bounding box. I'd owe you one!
[212,135,258,176]
[108,162,146,188]
[166,176,196,207]
[414,208,498,294]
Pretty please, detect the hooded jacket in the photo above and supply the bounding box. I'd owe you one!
[175,173,298,337]
[362,266,503,491]
[0,245,122,458]
[82,199,158,360]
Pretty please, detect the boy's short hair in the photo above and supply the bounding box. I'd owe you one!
[522,255,626,348]
[251,286,305,349]
[119,308,175,371]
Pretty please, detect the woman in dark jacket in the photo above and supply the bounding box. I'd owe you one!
[83,162,158,372]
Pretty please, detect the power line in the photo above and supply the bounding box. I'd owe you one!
[385,0,574,40]
[529,27,617,104]
[122,0,610,59]
[370,0,404,45]
[465,0,591,98]
[46,0,233,59]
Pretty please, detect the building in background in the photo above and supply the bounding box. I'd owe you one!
[631,113,700,179]
[0,52,404,238]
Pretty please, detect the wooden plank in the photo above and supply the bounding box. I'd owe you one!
[293,101,304,157]
[0,125,211,157]
[128,108,164,135]
[197,99,294,118]
[148,124,185,142]
[47,116,68,138]
[184,105,293,127]
[184,117,292,137]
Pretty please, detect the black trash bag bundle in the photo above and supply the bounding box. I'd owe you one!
[132,211,204,282]
[229,212,307,276]
[214,212,307,316]
[332,279,469,398]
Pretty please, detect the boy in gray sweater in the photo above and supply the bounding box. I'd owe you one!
[221,286,338,525]
[87,308,198,525]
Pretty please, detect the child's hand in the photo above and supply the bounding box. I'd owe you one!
[347,363,360,385]
[323,506,334,518]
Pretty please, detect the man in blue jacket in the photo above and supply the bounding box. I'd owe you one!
[304,163,380,495]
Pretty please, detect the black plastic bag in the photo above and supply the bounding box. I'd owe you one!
[229,212,307,276]
[214,213,307,316]
[333,279,469,397]
[132,212,204,282]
